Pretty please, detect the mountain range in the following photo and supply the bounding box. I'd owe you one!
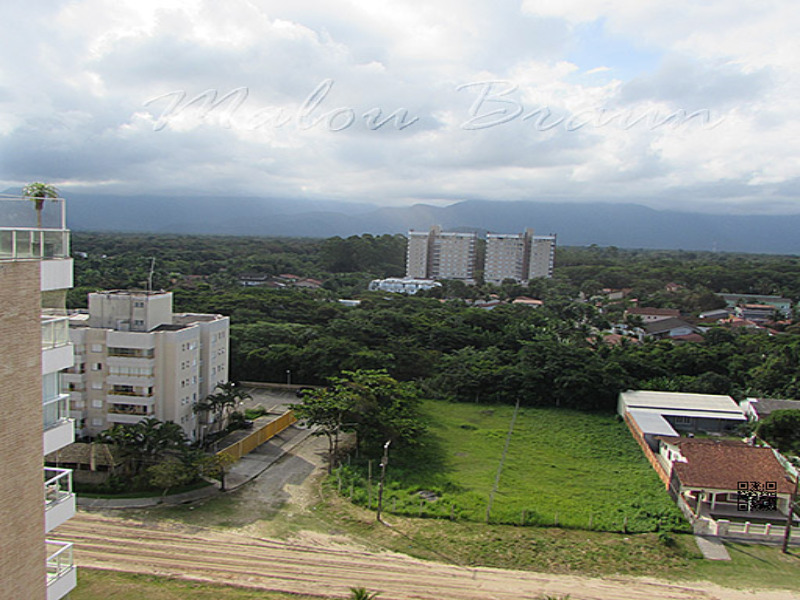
[15,192,800,254]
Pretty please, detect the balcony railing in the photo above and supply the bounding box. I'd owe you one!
[0,197,69,260]
[42,315,70,350]
[45,540,74,585]
[44,467,73,508]
[43,394,70,430]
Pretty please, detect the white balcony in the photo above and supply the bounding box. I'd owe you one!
[107,374,155,387]
[46,540,76,600]
[106,393,154,405]
[44,467,75,533]
[107,413,151,425]
[41,258,73,291]
[106,355,156,369]
[43,416,74,456]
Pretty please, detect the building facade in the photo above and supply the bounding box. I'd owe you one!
[65,290,229,441]
[407,226,555,284]
[0,195,77,600]
[484,229,556,283]
[406,225,478,282]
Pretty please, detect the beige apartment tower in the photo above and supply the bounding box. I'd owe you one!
[405,225,477,282]
[65,290,230,441]
[484,229,556,283]
[0,195,77,600]
[407,226,555,284]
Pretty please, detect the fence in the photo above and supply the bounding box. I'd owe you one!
[217,410,297,461]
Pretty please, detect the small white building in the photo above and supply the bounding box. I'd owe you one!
[368,277,441,295]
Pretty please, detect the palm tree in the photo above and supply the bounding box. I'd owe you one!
[22,182,59,228]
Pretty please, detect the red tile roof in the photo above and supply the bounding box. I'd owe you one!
[659,438,793,494]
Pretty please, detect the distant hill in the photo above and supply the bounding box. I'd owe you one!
[20,192,800,254]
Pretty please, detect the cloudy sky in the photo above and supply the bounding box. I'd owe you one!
[2,0,799,214]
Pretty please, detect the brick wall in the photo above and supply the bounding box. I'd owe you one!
[0,260,47,599]
[623,411,670,487]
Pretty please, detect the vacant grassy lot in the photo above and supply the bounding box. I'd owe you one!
[72,568,322,600]
[338,400,688,533]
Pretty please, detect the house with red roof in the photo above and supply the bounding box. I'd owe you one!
[658,437,796,525]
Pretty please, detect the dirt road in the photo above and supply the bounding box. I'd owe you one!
[51,511,797,600]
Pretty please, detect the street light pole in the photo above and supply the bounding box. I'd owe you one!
[376,440,391,523]
[782,474,798,554]
[286,369,291,386]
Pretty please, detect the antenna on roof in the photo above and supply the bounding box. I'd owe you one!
[147,257,156,293]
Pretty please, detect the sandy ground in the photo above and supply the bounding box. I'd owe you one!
[53,435,800,600]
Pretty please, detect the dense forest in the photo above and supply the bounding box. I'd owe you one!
[69,233,800,412]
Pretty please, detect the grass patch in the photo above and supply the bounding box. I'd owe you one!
[313,481,800,590]
[71,568,322,599]
[337,400,688,533]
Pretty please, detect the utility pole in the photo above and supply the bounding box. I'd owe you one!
[782,474,798,554]
[376,440,391,522]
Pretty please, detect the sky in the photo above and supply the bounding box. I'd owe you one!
[2,0,799,214]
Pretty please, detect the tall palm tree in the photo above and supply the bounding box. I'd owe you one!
[22,182,59,228]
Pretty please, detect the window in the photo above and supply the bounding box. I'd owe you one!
[91,344,102,353]
[92,400,103,408]
[133,319,145,327]
[91,418,103,426]
[92,363,102,371]
[134,301,144,308]
[673,416,692,425]
[91,382,103,390]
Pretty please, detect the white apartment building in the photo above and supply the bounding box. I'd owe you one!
[0,195,77,600]
[406,225,477,282]
[65,290,229,441]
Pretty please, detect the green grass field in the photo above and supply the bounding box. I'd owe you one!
[338,400,688,533]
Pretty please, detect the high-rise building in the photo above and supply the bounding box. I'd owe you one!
[408,226,556,284]
[405,225,477,282]
[526,232,556,280]
[485,232,527,283]
[0,194,77,600]
[65,290,230,441]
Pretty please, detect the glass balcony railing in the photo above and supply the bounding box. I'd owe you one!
[45,540,74,585]
[43,394,70,430]
[0,197,69,260]
[42,315,70,350]
[44,467,73,507]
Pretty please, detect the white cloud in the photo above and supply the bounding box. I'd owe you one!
[0,0,798,215]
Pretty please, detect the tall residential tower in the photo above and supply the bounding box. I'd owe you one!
[0,194,77,600]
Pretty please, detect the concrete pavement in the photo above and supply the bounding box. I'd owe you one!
[77,424,315,509]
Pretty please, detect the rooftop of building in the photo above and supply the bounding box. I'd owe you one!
[620,390,746,417]
[657,437,793,494]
